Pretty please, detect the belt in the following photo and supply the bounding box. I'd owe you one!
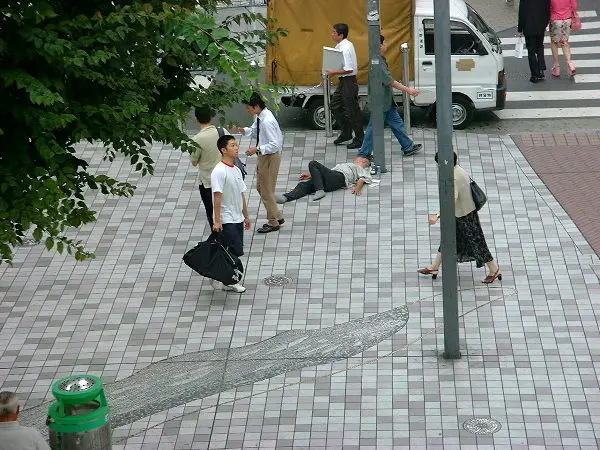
[340,74,357,79]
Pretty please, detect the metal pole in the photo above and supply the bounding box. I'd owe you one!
[367,0,385,172]
[434,0,460,359]
[400,42,411,135]
[322,72,333,137]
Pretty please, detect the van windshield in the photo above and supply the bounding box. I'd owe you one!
[466,4,500,52]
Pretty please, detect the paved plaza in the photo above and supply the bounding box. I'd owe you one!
[1,128,600,448]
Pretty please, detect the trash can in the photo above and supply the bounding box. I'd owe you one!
[47,374,111,450]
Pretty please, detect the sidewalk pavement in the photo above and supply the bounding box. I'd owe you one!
[1,128,599,449]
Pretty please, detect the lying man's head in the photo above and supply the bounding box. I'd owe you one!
[353,157,371,168]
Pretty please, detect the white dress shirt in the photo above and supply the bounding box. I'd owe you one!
[334,38,358,77]
[242,108,283,155]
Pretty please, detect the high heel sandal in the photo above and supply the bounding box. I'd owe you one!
[418,267,439,279]
[552,65,560,78]
[568,61,576,77]
[482,269,502,284]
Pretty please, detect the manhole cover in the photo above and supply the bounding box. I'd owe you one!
[462,417,502,435]
[263,275,293,286]
[19,238,40,247]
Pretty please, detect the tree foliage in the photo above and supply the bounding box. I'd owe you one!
[0,0,285,264]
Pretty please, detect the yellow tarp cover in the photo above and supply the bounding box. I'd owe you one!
[266,0,414,86]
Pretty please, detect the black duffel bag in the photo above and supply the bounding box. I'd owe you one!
[183,233,244,285]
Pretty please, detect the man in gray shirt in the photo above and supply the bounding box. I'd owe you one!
[0,391,50,450]
[276,157,372,202]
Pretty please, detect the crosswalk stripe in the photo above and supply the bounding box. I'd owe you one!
[507,89,600,101]
[494,107,600,119]
[577,10,598,18]
[502,33,600,46]
[565,59,600,68]
[574,73,600,83]
[503,45,600,57]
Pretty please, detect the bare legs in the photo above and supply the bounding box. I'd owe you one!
[419,252,501,282]
[551,41,574,76]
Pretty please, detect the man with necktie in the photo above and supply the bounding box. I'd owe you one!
[236,92,285,234]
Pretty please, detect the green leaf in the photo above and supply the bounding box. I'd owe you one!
[45,237,54,250]
[32,228,43,241]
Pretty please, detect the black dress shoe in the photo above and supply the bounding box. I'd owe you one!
[346,140,362,150]
[529,76,538,83]
[538,71,545,79]
[333,135,352,145]
[278,218,285,225]
[257,224,280,234]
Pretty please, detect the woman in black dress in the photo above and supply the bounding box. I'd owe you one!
[418,152,502,284]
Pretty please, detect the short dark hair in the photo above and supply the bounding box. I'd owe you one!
[434,151,458,166]
[333,23,349,39]
[217,134,236,153]
[242,92,266,110]
[194,105,214,124]
[380,34,385,44]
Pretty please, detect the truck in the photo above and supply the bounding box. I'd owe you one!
[265,0,506,130]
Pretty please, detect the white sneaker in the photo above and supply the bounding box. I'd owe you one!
[222,283,246,293]
[210,279,221,290]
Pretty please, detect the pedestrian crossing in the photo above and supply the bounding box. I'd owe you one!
[494,9,600,120]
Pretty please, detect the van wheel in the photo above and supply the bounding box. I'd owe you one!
[306,98,336,130]
[451,95,474,129]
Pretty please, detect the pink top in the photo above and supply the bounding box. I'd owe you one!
[550,0,578,20]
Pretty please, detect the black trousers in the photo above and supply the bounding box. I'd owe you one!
[221,222,244,257]
[330,75,364,141]
[525,34,546,78]
[199,184,214,229]
[284,161,346,201]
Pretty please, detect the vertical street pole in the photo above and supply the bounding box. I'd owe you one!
[434,0,460,359]
[367,0,385,172]
[322,72,333,137]
[400,43,411,135]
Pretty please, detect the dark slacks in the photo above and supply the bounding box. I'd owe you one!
[221,222,244,257]
[330,75,364,141]
[524,34,546,78]
[284,161,346,201]
[199,184,214,228]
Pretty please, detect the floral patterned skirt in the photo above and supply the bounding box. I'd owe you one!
[550,19,572,46]
[438,210,493,268]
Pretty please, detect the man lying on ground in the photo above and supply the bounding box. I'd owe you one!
[276,157,372,203]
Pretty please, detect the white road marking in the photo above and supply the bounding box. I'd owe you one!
[574,73,600,83]
[507,89,600,101]
[502,33,600,46]
[503,45,600,57]
[494,107,600,119]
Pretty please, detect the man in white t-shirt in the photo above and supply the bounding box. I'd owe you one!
[325,23,364,150]
[211,135,251,293]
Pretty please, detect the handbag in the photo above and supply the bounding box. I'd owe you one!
[470,178,487,211]
[514,36,524,59]
[571,12,582,31]
[183,233,244,285]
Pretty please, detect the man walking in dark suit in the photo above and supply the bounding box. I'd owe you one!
[518,0,551,83]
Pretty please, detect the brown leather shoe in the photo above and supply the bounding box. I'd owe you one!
[257,224,280,234]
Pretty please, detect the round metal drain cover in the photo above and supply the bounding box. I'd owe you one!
[463,417,502,435]
[263,275,293,286]
[19,238,40,247]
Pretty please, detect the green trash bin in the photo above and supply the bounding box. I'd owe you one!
[46,374,111,449]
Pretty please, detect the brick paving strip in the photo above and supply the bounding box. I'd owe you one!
[511,131,600,256]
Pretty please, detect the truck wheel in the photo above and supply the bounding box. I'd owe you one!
[306,99,336,130]
[451,95,474,130]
